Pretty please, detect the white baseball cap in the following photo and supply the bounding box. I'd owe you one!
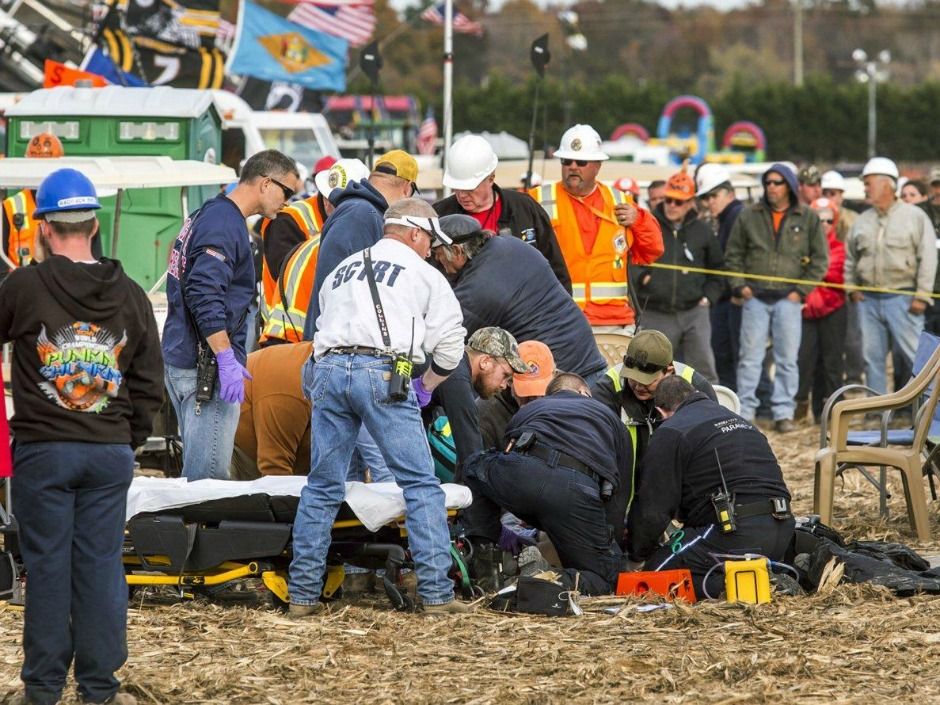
[314,158,370,198]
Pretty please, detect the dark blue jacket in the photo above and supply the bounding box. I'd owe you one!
[452,235,606,378]
[303,179,388,339]
[717,198,744,253]
[163,195,254,367]
[506,390,631,489]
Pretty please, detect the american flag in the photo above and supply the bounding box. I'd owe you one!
[416,107,437,155]
[287,2,376,47]
[420,2,484,37]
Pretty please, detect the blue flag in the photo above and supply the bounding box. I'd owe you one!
[228,1,348,92]
[82,48,147,87]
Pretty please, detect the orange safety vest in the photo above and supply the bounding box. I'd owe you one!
[259,236,320,344]
[531,182,635,326]
[1,189,37,267]
[259,197,325,334]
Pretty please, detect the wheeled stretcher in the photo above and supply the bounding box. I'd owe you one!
[123,476,474,611]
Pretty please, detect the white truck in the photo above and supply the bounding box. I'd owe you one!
[212,90,340,176]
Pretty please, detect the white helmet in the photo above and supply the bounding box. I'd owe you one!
[314,158,370,198]
[695,163,731,197]
[820,170,846,191]
[861,157,899,180]
[555,124,609,161]
[443,135,498,190]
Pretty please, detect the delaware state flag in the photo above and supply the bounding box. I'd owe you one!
[227,1,348,92]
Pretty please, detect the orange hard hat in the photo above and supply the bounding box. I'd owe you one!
[26,132,64,159]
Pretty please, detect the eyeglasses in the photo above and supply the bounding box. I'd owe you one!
[664,197,688,206]
[266,176,295,201]
[560,159,590,167]
[624,355,666,374]
[764,179,786,187]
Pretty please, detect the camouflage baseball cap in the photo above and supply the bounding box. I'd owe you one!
[467,327,528,373]
[798,164,821,185]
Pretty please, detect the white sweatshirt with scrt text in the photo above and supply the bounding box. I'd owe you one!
[314,238,466,373]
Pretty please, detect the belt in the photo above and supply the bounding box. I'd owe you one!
[518,441,601,485]
[735,497,792,520]
[328,346,394,358]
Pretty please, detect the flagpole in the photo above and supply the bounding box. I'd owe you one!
[442,0,454,197]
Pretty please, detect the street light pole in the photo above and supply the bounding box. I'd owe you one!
[853,49,890,159]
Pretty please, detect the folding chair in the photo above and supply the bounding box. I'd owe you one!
[713,384,741,415]
[594,332,632,369]
[814,332,940,540]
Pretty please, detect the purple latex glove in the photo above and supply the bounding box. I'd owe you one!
[412,375,433,408]
[216,347,252,404]
[498,525,538,555]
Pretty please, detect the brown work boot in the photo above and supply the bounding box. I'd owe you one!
[422,599,474,616]
[288,601,325,619]
[794,399,809,422]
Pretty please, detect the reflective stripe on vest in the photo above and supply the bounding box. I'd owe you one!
[536,183,558,220]
[261,237,319,343]
[2,190,37,266]
[589,281,629,303]
[288,199,321,236]
[676,362,695,384]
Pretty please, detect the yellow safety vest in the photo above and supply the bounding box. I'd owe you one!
[259,237,320,344]
[605,362,696,510]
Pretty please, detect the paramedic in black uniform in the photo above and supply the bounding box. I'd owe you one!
[461,373,632,595]
[626,376,795,598]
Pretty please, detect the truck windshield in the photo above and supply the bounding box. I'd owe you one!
[260,128,324,169]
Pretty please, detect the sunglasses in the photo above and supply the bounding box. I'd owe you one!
[624,355,665,375]
[267,176,295,201]
[822,189,841,197]
[699,192,720,201]
[561,159,590,167]
[820,218,834,224]
[765,178,787,187]
[664,197,689,206]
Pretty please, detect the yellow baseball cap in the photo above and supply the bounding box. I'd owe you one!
[373,149,419,193]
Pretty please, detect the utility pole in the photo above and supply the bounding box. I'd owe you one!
[793,0,803,87]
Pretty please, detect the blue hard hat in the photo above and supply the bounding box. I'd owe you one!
[33,168,101,218]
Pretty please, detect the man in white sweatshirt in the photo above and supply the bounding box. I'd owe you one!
[289,197,471,616]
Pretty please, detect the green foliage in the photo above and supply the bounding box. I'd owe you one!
[452,74,940,161]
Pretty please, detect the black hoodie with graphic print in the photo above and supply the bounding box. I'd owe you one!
[0,255,164,448]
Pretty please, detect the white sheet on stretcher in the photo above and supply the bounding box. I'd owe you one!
[126,476,473,533]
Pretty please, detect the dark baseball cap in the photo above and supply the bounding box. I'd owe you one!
[438,214,485,246]
[620,330,673,385]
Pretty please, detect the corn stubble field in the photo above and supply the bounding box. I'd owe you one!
[1,423,939,704]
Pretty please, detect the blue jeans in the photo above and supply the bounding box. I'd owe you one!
[13,442,134,705]
[737,297,802,421]
[858,294,924,394]
[302,358,394,483]
[347,427,395,483]
[165,363,240,480]
[290,353,454,605]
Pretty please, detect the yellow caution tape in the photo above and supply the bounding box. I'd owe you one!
[644,261,939,299]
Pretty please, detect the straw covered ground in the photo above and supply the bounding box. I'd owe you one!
[2,422,940,704]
